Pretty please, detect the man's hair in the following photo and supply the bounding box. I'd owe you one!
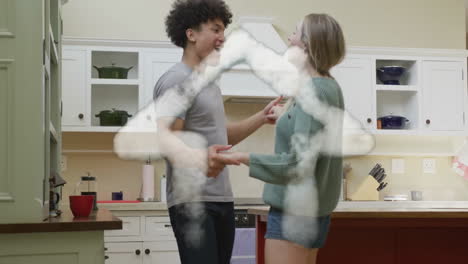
[165,0,233,48]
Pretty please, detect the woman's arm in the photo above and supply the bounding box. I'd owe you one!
[222,104,323,185]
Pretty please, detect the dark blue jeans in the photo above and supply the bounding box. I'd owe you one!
[168,202,235,264]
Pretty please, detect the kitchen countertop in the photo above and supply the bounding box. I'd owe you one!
[0,209,122,234]
[249,206,468,219]
[95,200,468,211]
[95,197,266,211]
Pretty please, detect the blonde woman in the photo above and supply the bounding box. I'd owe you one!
[222,14,346,264]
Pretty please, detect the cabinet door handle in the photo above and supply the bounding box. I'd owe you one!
[164,224,172,228]
[367,118,372,123]
[104,247,108,251]
[145,249,150,255]
[78,113,84,119]
[104,256,109,260]
[135,249,141,255]
[426,119,431,125]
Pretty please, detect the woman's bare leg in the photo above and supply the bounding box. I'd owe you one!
[265,238,318,264]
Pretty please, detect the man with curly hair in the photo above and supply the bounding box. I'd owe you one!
[153,0,281,263]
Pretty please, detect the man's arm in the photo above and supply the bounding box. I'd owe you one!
[227,96,283,146]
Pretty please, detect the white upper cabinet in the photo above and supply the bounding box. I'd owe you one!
[331,57,374,129]
[141,50,182,107]
[422,60,465,131]
[62,49,87,126]
[60,42,468,135]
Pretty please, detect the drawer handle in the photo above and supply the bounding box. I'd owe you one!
[78,113,84,119]
[145,249,150,255]
[135,249,141,255]
[164,224,172,228]
[105,256,109,260]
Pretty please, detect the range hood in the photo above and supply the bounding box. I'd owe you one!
[237,16,287,54]
[221,17,288,102]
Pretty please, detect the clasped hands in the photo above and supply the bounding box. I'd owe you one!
[207,97,285,178]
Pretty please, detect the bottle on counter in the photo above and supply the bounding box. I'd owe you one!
[160,174,167,202]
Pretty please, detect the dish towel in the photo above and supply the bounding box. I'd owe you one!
[452,137,468,180]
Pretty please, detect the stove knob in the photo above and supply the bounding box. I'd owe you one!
[242,216,248,223]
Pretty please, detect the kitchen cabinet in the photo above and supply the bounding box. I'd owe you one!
[422,60,466,131]
[104,214,181,264]
[0,0,63,223]
[0,231,105,264]
[142,50,182,107]
[331,57,375,129]
[144,241,181,264]
[105,242,142,264]
[105,241,180,264]
[62,49,87,126]
[60,42,468,136]
[250,208,468,264]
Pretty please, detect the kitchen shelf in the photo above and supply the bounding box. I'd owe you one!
[376,59,418,86]
[91,79,139,85]
[91,50,139,79]
[373,129,420,135]
[62,149,115,153]
[62,126,122,132]
[91,84,138,127]
[375,85,418,92]
[364,152,456,157]
[376,90,419,130]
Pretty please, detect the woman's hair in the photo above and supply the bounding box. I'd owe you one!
[300,14,346,77]
[165,0,233,48]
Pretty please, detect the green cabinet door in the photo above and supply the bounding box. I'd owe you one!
[0,0,62,223]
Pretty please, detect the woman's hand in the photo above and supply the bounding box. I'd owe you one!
[263,96,284,125]
[218,151,250,166]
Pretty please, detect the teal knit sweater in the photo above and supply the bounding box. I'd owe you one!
[249,77,345,216]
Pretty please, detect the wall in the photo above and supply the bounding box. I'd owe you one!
[61,105,468,202]
[61,103,273,201]
[346,156,468,201]
[59,0,468,201]
[62,0,466,49]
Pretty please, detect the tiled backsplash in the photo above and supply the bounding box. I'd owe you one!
[61,102,468,202]
[345,156,468,201]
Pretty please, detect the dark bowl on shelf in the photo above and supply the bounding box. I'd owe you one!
[376,66,406,85]
[378,115,409,129]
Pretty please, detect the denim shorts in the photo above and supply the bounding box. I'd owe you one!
[265,208,331,249]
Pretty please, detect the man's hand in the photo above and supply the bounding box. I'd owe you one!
[207,145,241,178]
[263,96,284,125]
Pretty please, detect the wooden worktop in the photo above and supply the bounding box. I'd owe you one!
[0,209,122,234]
[248,207,468,219]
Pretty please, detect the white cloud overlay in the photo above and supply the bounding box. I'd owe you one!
[113,28,375,247]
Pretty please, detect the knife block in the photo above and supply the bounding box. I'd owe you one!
[348,175,380,201]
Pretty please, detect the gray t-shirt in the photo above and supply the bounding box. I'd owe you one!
[153,62,233,207]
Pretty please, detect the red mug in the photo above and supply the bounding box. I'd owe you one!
[69,195,94,218]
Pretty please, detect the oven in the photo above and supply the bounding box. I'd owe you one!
[231,209,256,264]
